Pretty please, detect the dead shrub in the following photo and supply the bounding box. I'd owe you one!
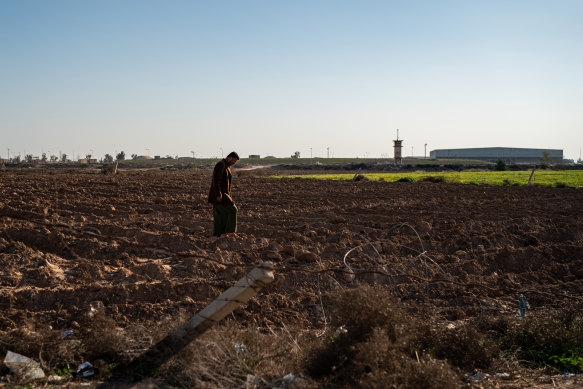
[327,285,402,341]
[158,321,312,388]
[302,285,462,388]
[353,329,461,389]
[428,323,499,370]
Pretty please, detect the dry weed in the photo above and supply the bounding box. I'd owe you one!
[302,285,462,388]
[157,321,311,388]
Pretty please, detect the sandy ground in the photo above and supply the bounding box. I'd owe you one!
[0,168,582,387]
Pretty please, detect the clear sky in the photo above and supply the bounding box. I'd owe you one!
[1,0,582,160]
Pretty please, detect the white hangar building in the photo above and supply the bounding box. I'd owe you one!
[429,147,563,164]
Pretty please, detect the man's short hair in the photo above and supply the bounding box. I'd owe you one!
[226,151,239,160]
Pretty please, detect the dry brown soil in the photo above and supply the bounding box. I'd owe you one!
[0,168,582,387]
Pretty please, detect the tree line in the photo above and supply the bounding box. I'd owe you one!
[4,151,131,164]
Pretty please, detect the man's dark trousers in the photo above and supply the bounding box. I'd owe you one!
[213,204,237,236]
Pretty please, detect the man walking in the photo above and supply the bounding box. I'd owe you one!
[208,151,239,241]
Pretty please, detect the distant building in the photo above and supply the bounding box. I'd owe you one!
[79,158,98,164]
[430,147,563,164]
[249,154,260,159]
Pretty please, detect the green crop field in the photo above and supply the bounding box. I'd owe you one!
[276,170,583,188]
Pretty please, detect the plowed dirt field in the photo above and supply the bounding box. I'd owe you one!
[1,168,582,387]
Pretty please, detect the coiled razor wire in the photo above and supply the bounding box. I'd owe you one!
[342,223,483,322]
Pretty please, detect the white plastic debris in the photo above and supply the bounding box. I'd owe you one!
[3,351,46,383]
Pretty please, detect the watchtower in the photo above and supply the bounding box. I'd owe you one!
[393,129,403,165]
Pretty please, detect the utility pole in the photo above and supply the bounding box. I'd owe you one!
[424,143,427,159]
[327,147,330,159]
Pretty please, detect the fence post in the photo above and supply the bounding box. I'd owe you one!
[527,168,535,185]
